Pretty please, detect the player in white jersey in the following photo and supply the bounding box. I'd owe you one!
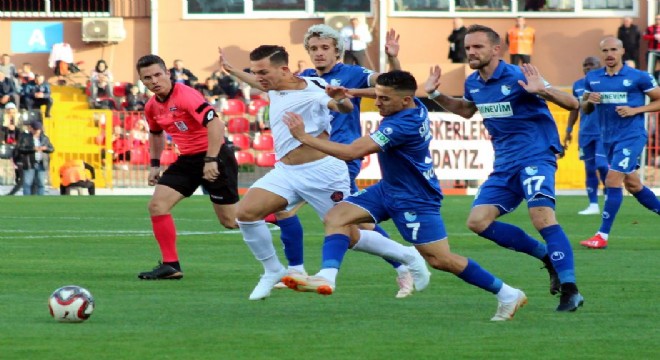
[221,45,430,300]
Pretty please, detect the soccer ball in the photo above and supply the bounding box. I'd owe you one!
[48,285,95,323]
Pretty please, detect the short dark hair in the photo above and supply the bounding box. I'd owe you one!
[249,45,288,66]
[466,24,501,45]
[136,54,167,73]
[376,70,417,94]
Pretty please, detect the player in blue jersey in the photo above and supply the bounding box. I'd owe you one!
[579,37,660,250]
[424,24,584,312]
[563,56,609,215]
[282,70,527,321]
[264,24,420,298]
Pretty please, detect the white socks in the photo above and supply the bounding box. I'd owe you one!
[352,230,416,264]
[496,283,518,303]
[238,219,284,273]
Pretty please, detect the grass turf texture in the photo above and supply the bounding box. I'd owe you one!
[1,195,657,359]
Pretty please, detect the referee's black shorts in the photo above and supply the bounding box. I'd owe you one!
[158,143,239,205]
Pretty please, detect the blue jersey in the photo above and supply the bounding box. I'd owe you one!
[572,77,600,138]
[463,60,561,172]
[369,98,443,205]
[300,63,373,145]
[583,65,657,143]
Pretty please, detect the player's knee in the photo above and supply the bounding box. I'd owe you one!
[624,177,643,193]
[235,206,260,222]
[323,211,350,231]
[147,199,168,216]
[466,215,490,234]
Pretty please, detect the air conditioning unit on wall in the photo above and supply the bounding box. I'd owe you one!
[323,14,364,31]
[82,17,126,43]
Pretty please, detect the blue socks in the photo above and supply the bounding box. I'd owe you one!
[457,259,503,294]
[373,224,404,269]
[584,160,600,204]
[632,186,660,214]
[478,221,548,260]
[277,215,304,266]
[600,187,623,234]
[321,234,351,269]
[540,224,576,284]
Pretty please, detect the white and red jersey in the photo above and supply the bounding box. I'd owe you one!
[145,82,216,155]
[268,77,333,160]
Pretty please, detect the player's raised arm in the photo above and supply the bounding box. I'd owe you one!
[518,64,578,111]
[284,112,378,161]
[385,28,401,71]
[218,47,265,92]
[424,65,478,118]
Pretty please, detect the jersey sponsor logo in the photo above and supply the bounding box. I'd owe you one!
[589,81,600,85]
[419,119,431,140]
[623,79,632,87]
[174,121,189,131]
[524,166,538,176]
[599,92,628,104]
[330,79,341,86]
[500,85,512,96]
[476,102,513,118]
[469,88,480,94]
[371,131,390,146]
[330,191,344,202]
[169,106,178,111]
[404,211,417,222]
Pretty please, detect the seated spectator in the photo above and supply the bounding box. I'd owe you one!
[130,118,149,147]
[18,62,35,86]
[112,125,131,165]
[169,59,198,87]
[24,75,53,118]
[1,102,22,145]
[196,77,226,105]
[0,54,20,93]
[89,60,115,107]
[59,159,95,195]
[0,71,20,109]
[90,73,117,110]
[211,68,240,98]
[124,84,146,111]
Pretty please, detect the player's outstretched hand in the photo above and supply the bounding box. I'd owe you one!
[517,63,546,94]
[147,167,161,186]
[424,65,442,94]
[585,92,601,104]
[326,85,352,100]
[283,112,306,140]
[218,47,235,73]
[385,28,400,58]
[203,161,220,181]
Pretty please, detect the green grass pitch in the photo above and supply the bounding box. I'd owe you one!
[1,195,658,359]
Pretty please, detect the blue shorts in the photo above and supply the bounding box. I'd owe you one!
[578,136,605,161]
[604,135,645,174]
[345,182,447,245]
[473,161,557,214]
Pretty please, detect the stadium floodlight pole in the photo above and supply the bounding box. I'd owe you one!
[150,0,159,54]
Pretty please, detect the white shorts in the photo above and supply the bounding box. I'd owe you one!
[251,156,350,219]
